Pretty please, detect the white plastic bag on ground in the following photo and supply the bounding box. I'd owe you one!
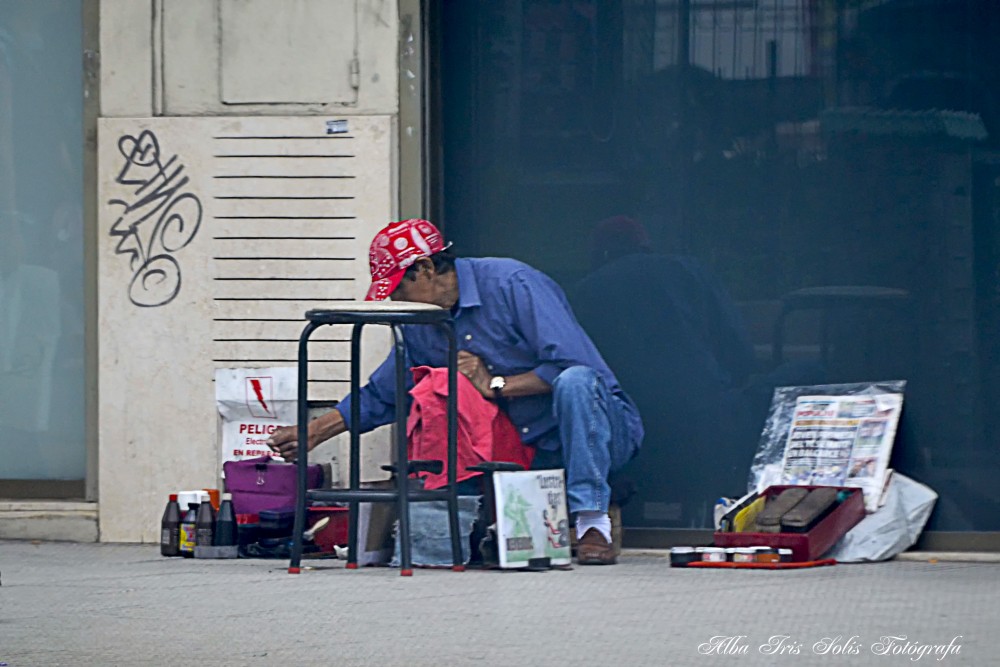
[825,472,937,562]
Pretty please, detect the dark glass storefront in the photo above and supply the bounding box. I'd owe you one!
[434,0,1000,533]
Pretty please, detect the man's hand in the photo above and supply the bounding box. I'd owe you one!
[266,409,347,461]
[458,350,493,398]
[266,424,310,461]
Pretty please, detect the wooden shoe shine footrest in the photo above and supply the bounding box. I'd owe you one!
[755,487,808,533]
[780,487,840,532]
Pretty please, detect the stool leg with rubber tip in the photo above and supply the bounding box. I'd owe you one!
[391,325,415,575]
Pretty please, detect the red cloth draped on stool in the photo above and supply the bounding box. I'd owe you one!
[407,366,534,490]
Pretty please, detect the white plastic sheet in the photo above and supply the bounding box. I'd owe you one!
[825,472,937,562]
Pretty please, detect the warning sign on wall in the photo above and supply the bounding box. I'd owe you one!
[216,367,297,465]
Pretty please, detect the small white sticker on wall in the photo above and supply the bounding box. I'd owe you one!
[325,119,349,134]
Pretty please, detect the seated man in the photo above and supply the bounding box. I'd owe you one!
[267,219,643,564]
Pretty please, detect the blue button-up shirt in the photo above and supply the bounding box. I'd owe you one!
[335,257,643,450]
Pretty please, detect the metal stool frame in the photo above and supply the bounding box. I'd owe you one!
[288,306,463,576]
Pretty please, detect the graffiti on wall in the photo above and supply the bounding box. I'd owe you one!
[107,130,202,307]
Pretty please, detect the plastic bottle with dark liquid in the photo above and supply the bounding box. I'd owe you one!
[160,494,181,557]
[195,492,216,551]
[179,502,198,558]
[213,492,238,547]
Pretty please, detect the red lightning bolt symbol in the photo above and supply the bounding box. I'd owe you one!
[250,379,270,414]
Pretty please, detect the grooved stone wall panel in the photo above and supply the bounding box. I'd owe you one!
[98,116,394,542]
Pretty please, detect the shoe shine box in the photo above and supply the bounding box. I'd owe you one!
[714,485,865,562]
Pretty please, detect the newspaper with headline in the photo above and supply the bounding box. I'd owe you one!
[779,393,903,512]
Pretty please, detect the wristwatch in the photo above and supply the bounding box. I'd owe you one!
[489,376,506,400]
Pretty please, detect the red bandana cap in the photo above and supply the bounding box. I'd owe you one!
[365,219,448,301]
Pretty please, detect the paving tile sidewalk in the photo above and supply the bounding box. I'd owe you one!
[1,541,997,667]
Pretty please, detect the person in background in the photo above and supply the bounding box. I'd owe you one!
[268,218,643,565]
[571,215,814,526]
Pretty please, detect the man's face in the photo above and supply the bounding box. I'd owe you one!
[388,260,436,304]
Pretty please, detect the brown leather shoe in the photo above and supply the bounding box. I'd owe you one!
[576,528,617,565]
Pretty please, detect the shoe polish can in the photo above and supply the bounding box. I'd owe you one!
[778,548,793,563]
[732,548,756,563]
[700,547,726,563]
[670,547,699,567]
[753,546,780,563]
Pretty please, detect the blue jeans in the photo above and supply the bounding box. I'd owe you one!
[531,366,641,514]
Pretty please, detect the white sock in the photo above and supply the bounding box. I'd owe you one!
[576,511,612,543]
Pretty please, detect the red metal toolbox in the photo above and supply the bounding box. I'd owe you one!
[308,506,349,553]
[714,485,865,562]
